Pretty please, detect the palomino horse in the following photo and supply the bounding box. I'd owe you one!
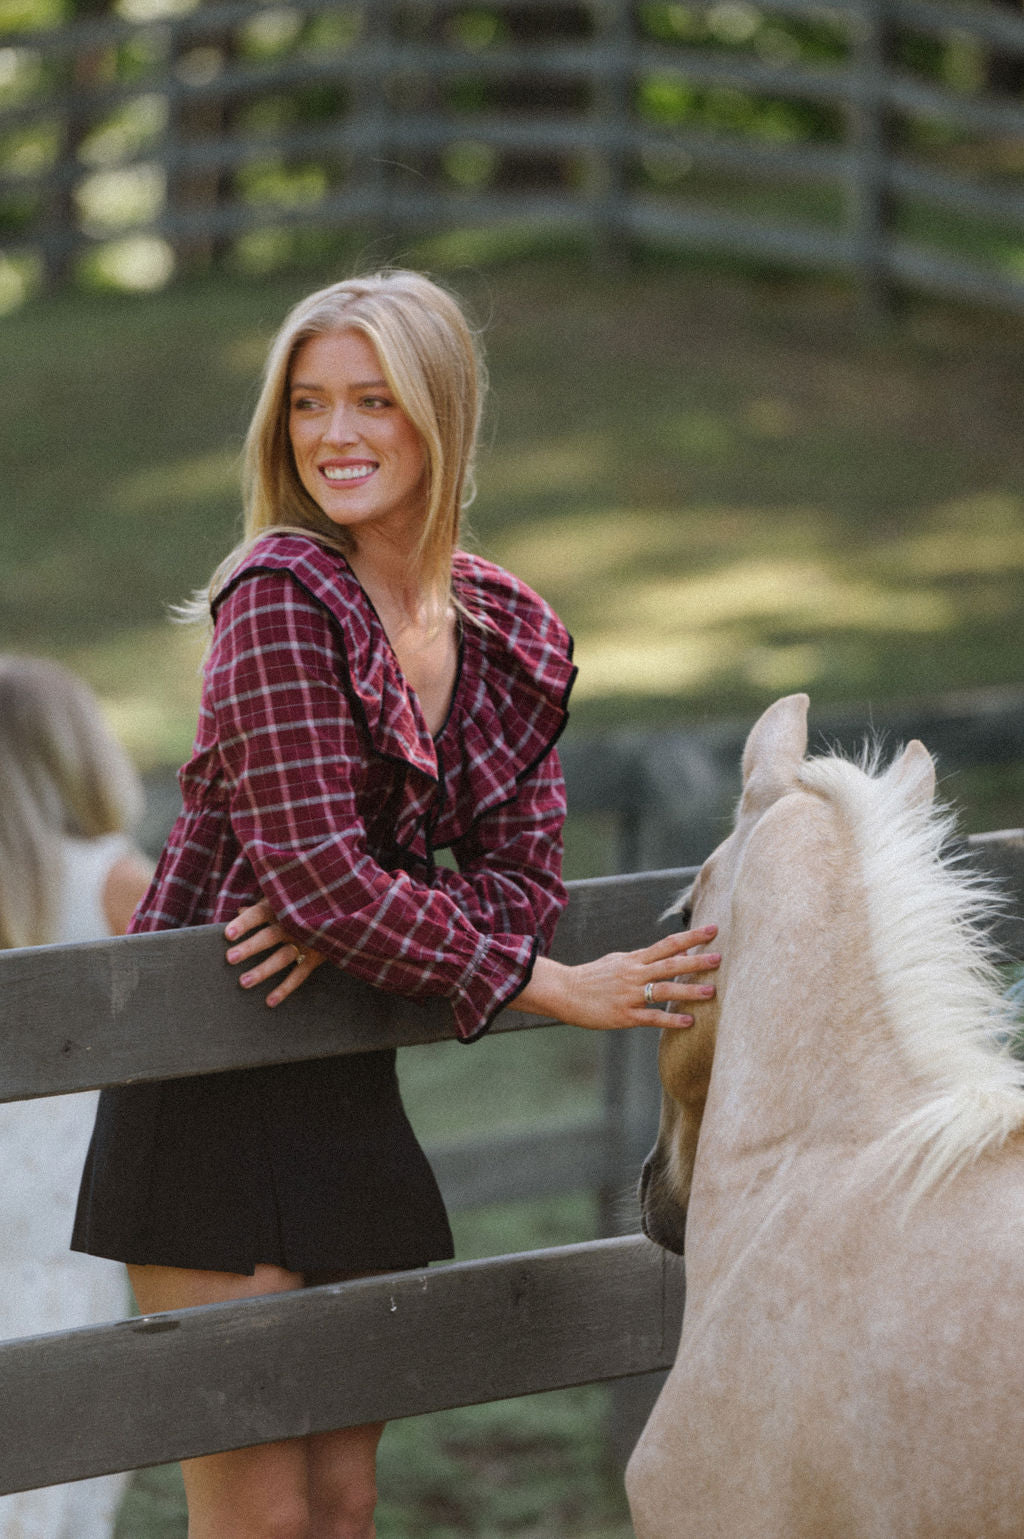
[627,692,1024,1539]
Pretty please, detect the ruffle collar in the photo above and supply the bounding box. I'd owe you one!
[214,535,576,802]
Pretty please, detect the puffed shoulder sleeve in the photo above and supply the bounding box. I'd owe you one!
[208,570,539,1039]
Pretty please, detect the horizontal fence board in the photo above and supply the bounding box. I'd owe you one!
[10,37,1024,135]
[891,0,1024,52]
[627,198,857,269]
[966,831,1024,960]
[0,867,693,1104]
[2,830,1020,1111]
[0,118,853,199]
[0,1236,685,1494]
[885,70,1024,138]
[888,159,1024,226]
[886,237,1024,315]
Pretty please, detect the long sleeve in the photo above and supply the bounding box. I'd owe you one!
[209,572,541,1039]
[431,748,567,954]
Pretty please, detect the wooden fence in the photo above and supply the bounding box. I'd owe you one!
[560,682,1024,872]
[2,0,1023,312]
[1,835,1023,1495]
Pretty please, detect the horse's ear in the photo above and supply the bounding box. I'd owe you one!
[890,739,936,808]
[740,693,809,813]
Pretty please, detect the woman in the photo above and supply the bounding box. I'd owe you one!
[0,655,152,1539]
[73,271,719,1539]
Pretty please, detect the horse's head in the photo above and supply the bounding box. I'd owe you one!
[638,692,812,1254]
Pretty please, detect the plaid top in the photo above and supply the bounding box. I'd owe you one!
[129,534,577,1040]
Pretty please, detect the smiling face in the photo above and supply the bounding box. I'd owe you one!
[287,328,428,547]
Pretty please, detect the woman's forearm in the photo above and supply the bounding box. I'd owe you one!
[511,954,576,1021]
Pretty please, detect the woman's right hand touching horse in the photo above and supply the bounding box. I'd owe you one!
[514,928,718,1031]
[225,903,717,1028]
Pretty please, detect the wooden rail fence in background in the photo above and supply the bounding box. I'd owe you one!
[1,0,1023,312]
[1,835,1022,1494]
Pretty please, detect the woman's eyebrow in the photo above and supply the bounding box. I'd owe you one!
[289,378,389,392]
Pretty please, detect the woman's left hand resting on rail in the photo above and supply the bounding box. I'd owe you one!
[225,901,718,1028]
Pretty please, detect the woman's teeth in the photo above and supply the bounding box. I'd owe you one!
[323,464,375,481]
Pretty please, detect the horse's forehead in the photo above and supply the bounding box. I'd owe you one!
[701,786,830,906]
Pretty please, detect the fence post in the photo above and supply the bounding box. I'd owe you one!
[354,0,396,235]
[590,0,634,263]
[41,1,112,291]
[162,6,239,274]
[848,0,898,316]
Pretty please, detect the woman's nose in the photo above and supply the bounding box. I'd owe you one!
[323,403,358,445]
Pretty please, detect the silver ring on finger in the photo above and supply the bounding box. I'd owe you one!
[292,947,306,967]
[643,981,656,1008]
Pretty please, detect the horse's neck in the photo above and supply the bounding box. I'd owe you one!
[693,805,914,1211]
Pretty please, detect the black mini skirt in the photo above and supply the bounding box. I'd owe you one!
[71,1049,453,1277]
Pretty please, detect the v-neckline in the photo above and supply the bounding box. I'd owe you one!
[343,554,464,744]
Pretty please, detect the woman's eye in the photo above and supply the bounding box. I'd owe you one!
[360,395,391,409]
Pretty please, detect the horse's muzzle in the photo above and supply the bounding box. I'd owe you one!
[637,1146,688,1257]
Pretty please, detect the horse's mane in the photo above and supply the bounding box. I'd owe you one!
[797,748,1024,1202]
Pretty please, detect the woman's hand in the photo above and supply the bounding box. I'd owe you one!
[224,900,326,1007]
[513,926,720,1031]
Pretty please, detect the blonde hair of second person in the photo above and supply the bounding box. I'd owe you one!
[0,655,153,949]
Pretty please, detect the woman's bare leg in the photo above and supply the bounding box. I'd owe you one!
[129,1262,308,1539]
[306,1421,385,1539]
[127,1262,384,1539]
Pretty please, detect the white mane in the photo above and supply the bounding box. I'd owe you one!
[797,749,1024,1201]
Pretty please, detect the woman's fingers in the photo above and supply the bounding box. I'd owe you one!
[635,926,720,1028]
[233,939,326,1007]
[224,900,326,1005]
[264,949,324,1008]
[225,923,289,964]
[235,942,304,989]
[640,925,717,964]
[224,899,276,943]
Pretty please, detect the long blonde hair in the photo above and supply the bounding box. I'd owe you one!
[201,270,485,622]
[0,657,143,949]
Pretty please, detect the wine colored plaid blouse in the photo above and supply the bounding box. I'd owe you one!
[129,534,577,1040]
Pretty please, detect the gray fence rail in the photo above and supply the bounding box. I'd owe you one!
[2,0,1023,311]
[0,835,1022,1494]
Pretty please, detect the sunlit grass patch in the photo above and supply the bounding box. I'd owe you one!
[64,623,207,769]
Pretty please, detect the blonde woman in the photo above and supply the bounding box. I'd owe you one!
[73,271,719,1539]
[0,655,152,1539]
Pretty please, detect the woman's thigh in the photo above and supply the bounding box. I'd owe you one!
[127,1258,303,1313]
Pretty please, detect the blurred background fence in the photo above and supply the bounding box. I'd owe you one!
[2,0,1024,313]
